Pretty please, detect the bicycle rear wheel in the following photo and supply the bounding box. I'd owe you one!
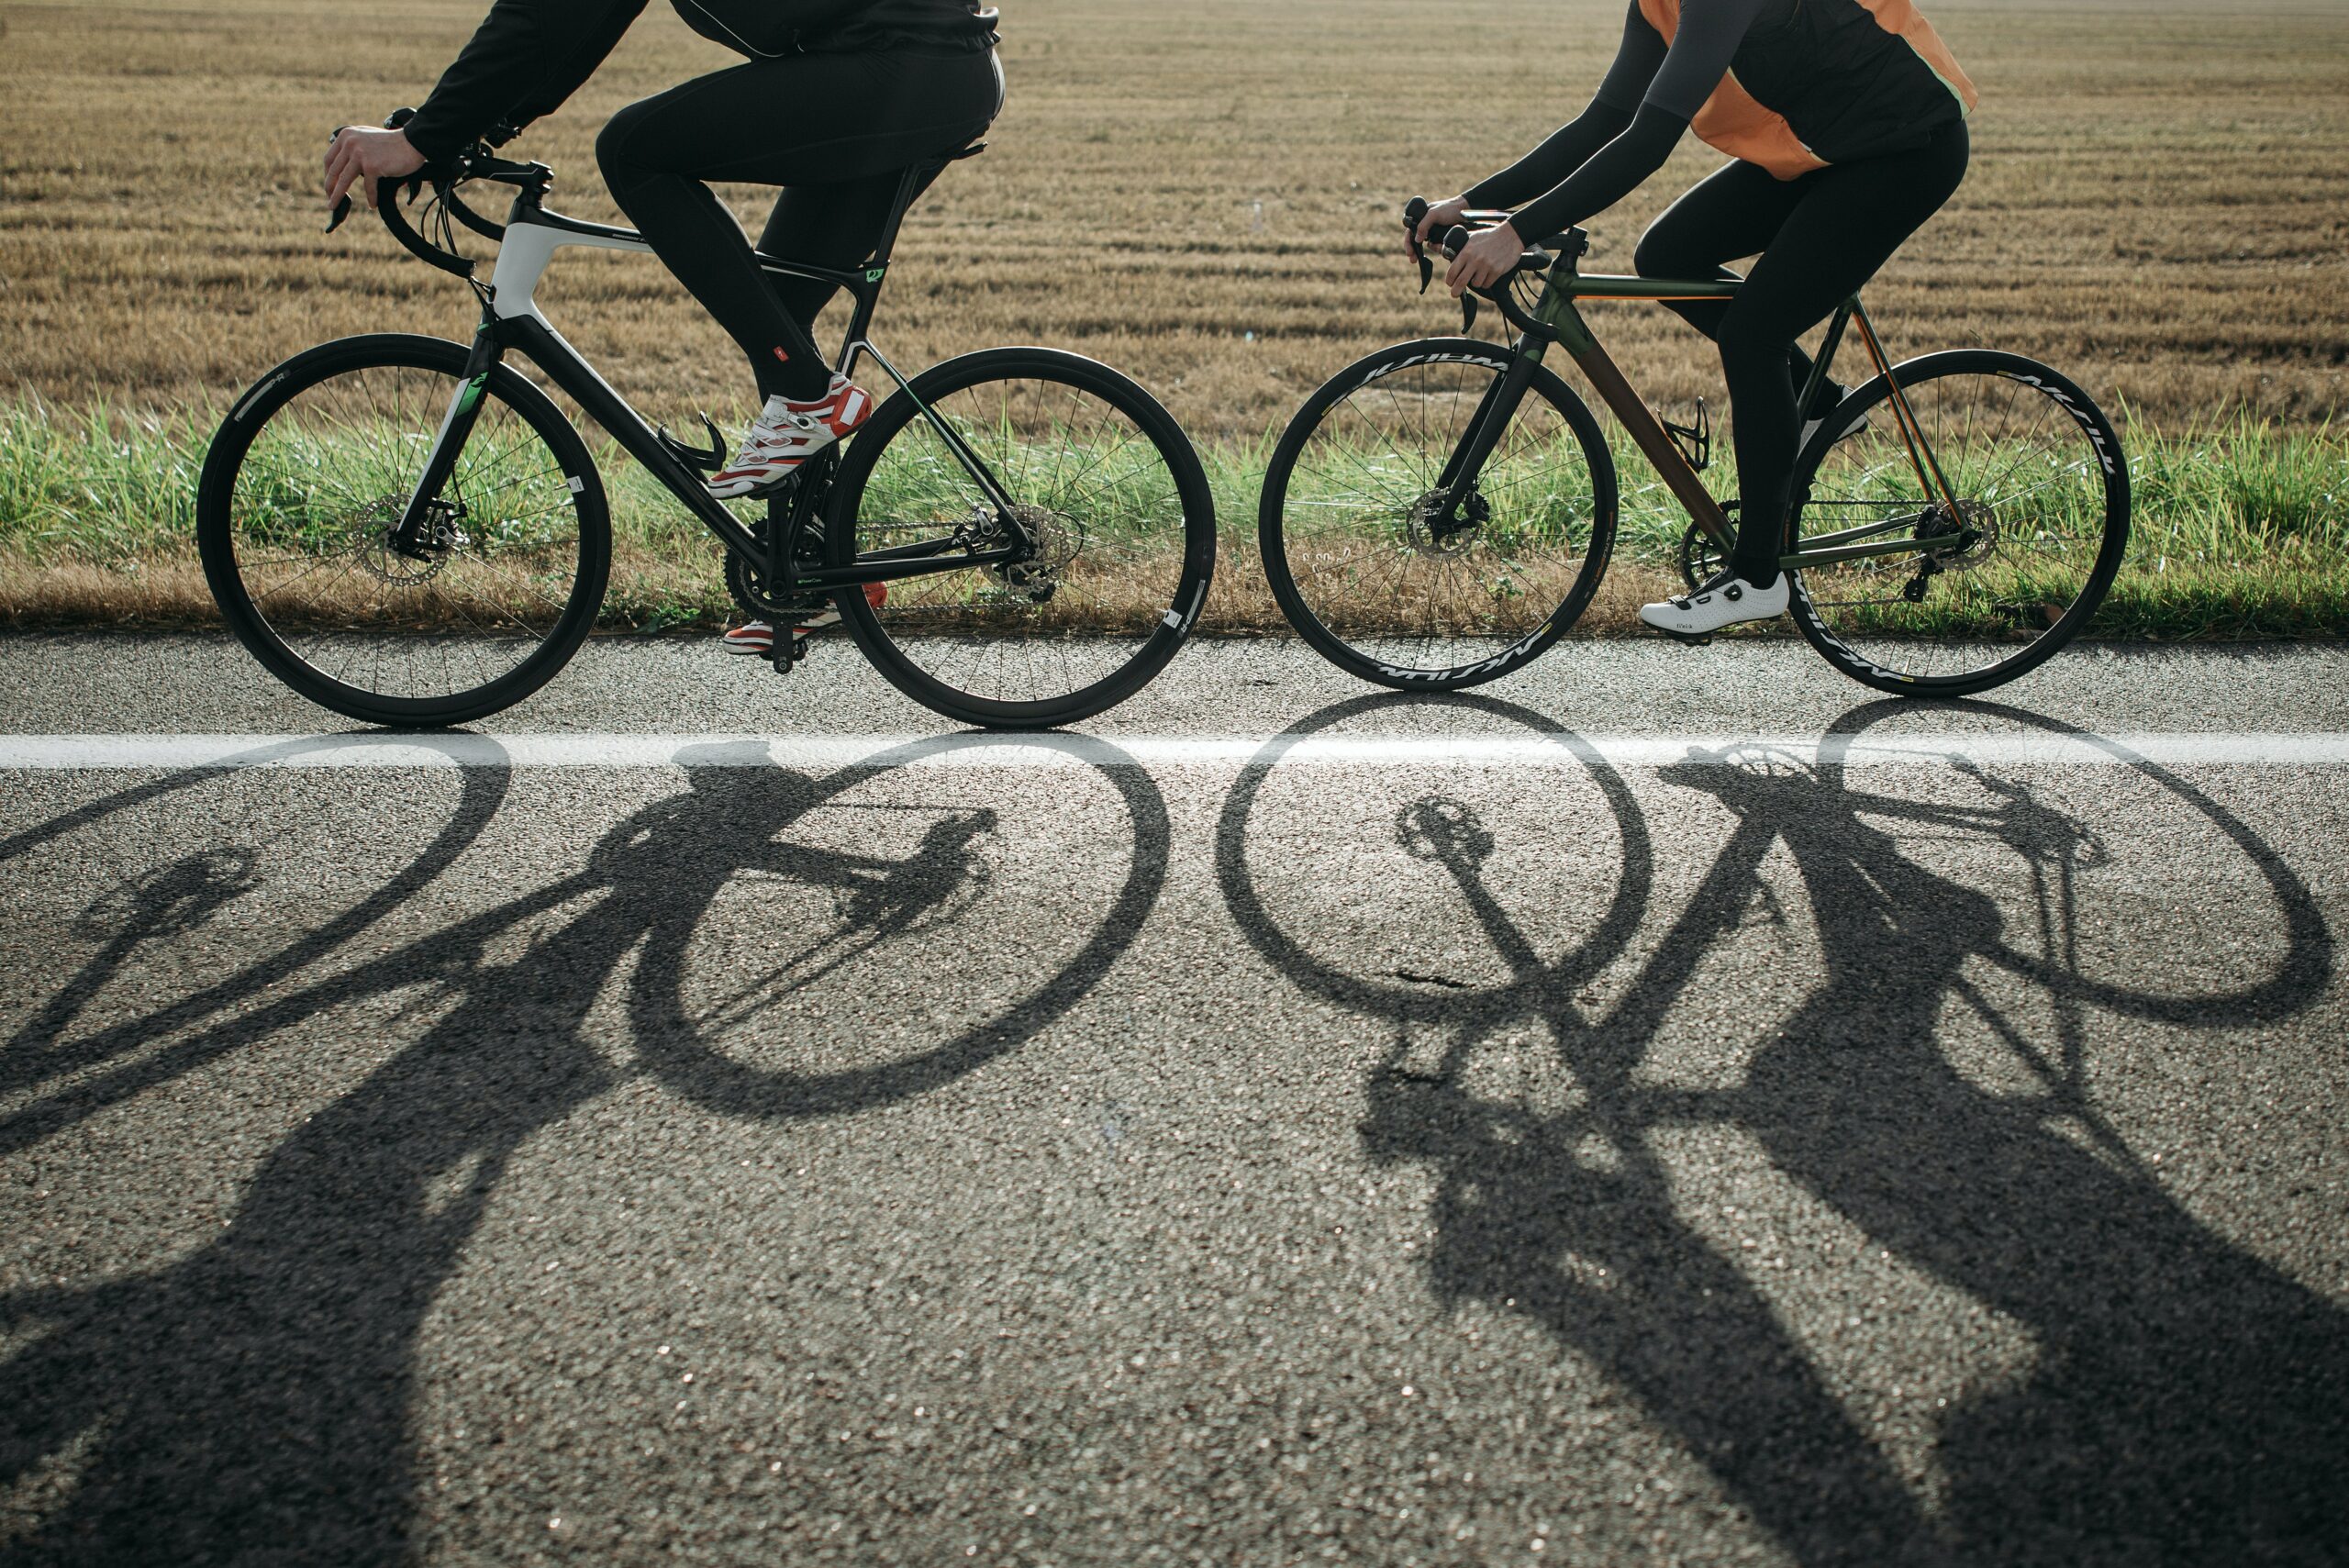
[826,348,1217,729]
[1787,350,2129,695]
[196,334,609,727]
[1259,339,1617,691]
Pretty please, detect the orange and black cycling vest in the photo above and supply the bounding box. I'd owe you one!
[1642,0,1977,179]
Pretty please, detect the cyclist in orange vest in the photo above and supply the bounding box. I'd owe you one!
[1416,0,1976,638]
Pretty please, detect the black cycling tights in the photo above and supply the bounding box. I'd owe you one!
[597,49,1003,402]
[1634,118,1969,586]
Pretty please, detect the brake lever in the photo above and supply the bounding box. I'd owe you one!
[1401,196,1437,295]
[326,195,351,235]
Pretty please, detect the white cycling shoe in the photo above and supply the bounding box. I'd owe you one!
[707,374,874,500]
[1640,569,1789,637]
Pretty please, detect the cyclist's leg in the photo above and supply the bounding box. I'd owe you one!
[596,50,1000,401]
[1632,161,1824,402]
[1718,121,1969,588]
[753,165,950,351]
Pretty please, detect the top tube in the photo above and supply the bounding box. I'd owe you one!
[1561,274,1741,302]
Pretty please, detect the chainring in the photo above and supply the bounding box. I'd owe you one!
[725,473,833,620]
[1677,504,1737,592]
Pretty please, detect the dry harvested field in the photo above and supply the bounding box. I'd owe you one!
[4,0,2345,437]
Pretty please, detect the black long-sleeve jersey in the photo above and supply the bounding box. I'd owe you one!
[402,0,1000,163]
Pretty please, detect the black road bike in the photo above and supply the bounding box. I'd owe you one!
[198,124,1217,728]
[1257,203,2130,695]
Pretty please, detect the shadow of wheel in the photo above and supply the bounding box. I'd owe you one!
[629,734,1172,1119]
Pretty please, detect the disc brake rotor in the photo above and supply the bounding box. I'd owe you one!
[348,497,464,585]
[1404,490,1487,557]
[985,503,1084,602]
[1931,497,2000,571]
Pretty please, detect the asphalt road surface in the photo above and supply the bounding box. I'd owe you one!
[4,634,2345,1567]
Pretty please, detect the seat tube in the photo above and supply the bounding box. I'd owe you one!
[395,326,504,546]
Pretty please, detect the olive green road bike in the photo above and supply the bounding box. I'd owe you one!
[1258,204,2130,695]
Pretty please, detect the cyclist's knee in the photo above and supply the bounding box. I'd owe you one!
[1632,223,1691,280]
[596,102,656,185]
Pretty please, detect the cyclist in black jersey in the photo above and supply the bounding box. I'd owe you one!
[323,5,1001,488]
[1413,0,1976,638]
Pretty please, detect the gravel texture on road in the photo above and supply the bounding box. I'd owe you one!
[3,636,2344,1566]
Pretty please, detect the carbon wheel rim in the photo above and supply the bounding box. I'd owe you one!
[1266,349,1609,684]
[1789,361,2126,688]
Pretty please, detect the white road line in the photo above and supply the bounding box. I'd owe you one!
[2,731,2346,772]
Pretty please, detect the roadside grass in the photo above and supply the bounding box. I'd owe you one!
[0,398,2341,640]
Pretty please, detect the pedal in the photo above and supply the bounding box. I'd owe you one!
[656,411,727,474]
[1664,397,1711,473]
[1665,630,1715,647]
[766,630,811,675]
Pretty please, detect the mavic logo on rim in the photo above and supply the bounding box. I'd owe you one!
[1359,351,1508,387]
[1373,636,1540,684]
[2001,371,2119,477]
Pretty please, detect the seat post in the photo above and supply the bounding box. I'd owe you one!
[865,143,985,268]
[865,162,933,269]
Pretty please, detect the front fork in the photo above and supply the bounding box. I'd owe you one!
[392,328,502,558]
[1431,341,1548,528]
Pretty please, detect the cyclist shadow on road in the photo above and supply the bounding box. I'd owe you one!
[0,736,1169,1565]
[1219,694,2342,1566]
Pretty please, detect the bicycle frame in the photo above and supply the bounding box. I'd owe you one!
[1443,254,1970,569]
[393,173,1032,598]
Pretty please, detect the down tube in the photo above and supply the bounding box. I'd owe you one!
[496,315,768,571]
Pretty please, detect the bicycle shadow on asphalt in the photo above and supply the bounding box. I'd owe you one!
[0,733,1170,1565]
[1217,692,2343,1566]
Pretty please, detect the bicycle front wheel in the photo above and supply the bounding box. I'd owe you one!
[1259,338,1617,690]
[1787,350,2129,695]
[826,348,1218,729]
[196,334,609,727]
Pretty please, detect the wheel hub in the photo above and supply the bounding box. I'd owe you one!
[1929,497,2000,571]
[983,502,1083,604]
[1405,489,1488,556]
[350,497,466,584]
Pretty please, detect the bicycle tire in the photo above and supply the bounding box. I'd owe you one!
[1785,350,2129,696]
[1259,338,1618,691]
[826,347,1217,729]
[196,333,610,727]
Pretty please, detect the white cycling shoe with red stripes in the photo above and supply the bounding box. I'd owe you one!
[722,583,888,657]
[707,374,874,500]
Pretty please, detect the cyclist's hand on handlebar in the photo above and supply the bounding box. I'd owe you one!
[1445,220,1524,298]
[324,124,425,213]
[1407,195,1470,261]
